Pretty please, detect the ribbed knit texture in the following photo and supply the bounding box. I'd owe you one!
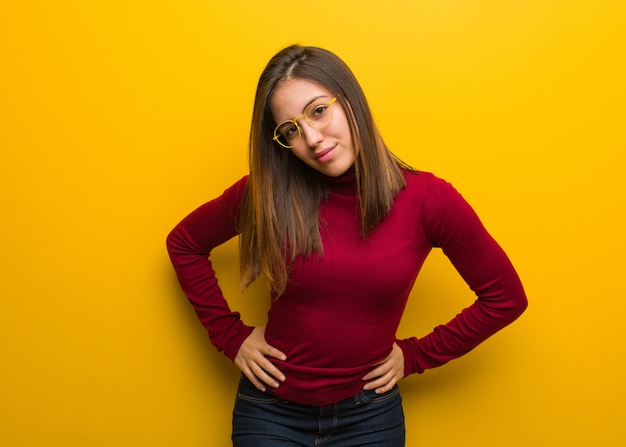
[166,169,527,405]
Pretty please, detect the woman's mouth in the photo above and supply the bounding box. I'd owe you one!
[314,146,335,163]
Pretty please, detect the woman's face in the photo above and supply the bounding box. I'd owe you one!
[270,78,355,177]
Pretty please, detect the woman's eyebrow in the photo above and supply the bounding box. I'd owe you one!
[301,95,329,112]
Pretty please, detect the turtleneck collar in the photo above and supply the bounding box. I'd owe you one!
[316,165,357,195]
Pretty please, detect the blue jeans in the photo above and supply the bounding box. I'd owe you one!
[232,376,405,446]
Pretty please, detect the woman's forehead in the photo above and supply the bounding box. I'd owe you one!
[270,79,333,118]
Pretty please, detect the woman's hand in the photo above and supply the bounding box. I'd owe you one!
[362,343,405,394]
[234,326,287,392]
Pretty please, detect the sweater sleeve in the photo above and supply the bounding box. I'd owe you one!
[166,176,254,362]
[397,175,528,375]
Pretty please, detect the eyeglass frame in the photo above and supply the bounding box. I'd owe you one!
[272,97,338,149]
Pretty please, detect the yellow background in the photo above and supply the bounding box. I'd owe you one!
[1,1,624,446]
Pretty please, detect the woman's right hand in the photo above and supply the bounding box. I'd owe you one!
[234,326,287,392]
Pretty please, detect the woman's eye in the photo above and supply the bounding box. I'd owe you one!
[311,105,328,118]
[284,124,298,138]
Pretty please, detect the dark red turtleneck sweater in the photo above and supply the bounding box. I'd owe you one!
[166,169,527,405]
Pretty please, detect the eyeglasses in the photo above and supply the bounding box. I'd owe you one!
[272,97,337,149]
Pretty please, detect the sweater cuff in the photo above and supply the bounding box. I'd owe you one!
[396,337,425,376]
[222,325,255,362]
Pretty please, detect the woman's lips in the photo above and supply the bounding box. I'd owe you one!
[314,146,335,163]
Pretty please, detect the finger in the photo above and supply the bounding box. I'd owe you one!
[365,373,398,394]
[255,357,286,384]
[256,341,286,362]
[241,366,268,392]
[250,329,286,361]
[263,345,287,361]
[243,352,285,386]
[249,361,284,389]
[374,378,397,394]
[362,363,391,381]
[363,371,392,391]
[240,359,274,392]
[235,353,278,391]
[363,363,403,390]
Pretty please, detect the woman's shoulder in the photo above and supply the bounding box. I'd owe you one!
[208,174,249,210]
[402,169,447,191]
[400,169,468,209]
[221,174,249,197]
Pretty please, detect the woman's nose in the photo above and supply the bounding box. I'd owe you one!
[300,122,324,147]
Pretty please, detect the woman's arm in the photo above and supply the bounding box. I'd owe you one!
[166,177,286,390]
[397,176,528,376]
[166,177,254,361]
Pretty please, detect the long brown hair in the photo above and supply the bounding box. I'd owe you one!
[239,45,410,296]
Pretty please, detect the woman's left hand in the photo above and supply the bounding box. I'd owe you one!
[361,343,405,394]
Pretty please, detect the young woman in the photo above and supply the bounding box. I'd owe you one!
[167,44,527,446]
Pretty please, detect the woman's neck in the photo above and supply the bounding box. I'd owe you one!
[316,165,357,195]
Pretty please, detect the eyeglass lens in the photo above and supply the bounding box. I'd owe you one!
[274,99,335,148]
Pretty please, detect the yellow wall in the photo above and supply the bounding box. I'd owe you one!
[1,1,624,446]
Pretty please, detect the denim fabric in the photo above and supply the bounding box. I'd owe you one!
[232,376,405,447]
